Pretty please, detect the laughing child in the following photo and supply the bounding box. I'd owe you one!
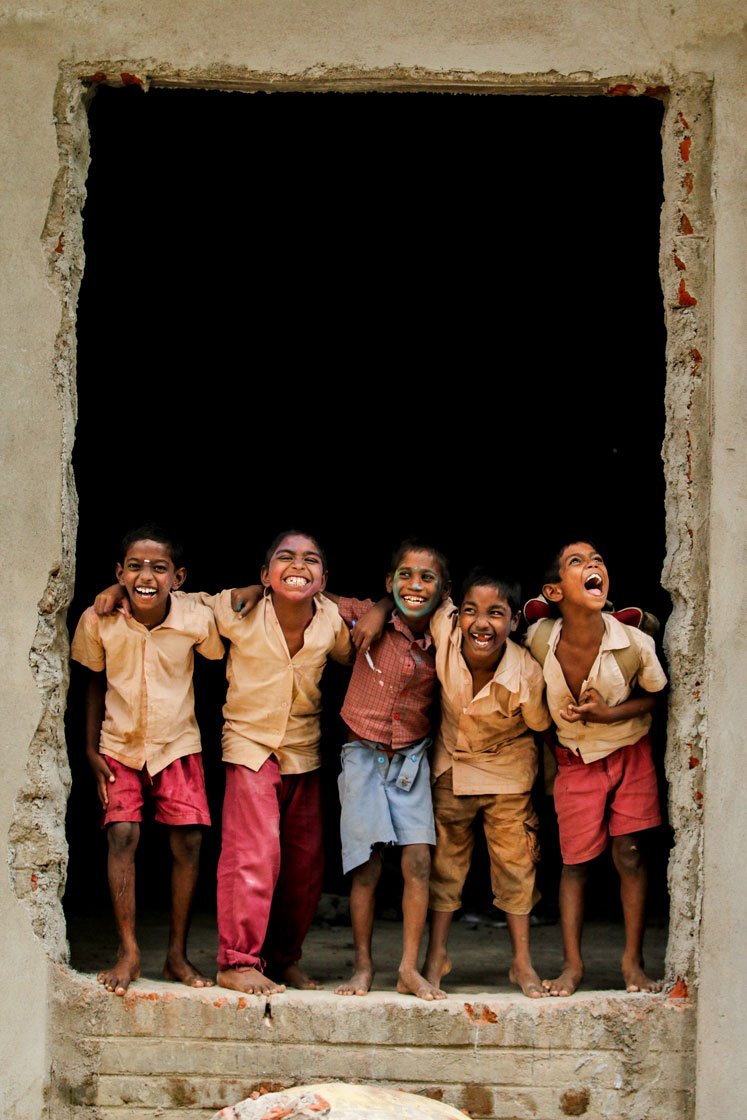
[72,523,225,995]
[526,541,667,995]
[329,540,451,1001]
[422,568,551,998]
[94,529,353,996]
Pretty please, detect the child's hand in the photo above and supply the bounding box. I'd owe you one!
[351,600,390,654]
[231,584,263,619]
[94,584,129,618]
[559,688,613,724]
[87,750,115,807]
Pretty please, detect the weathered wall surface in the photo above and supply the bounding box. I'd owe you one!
[0,3,745,1118]
[52,975,696,1120]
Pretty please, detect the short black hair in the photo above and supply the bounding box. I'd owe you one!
[543,539,603,585]
[120,523,184,567]
[460,567,521,615]
[263,529,327,570]
[389,538,450,585]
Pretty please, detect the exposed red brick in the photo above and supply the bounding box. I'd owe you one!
[674,253,686,271]
[691,348,702,366]
[678,111,690,129]
[213,996,228,1008]
[607,83,637,96]
[55,234,64,254]
[120,71,144,86]
[689,756,700,769]
[237,997,247,1009]
[669,977,689,999]
[683,171,694,195]
[694,789,703,801]
[83,71,107,84]
[680,212,694,234]
[678,279,697,307]
[643,85,669,97]
[31,872,38,891]
[679,137,692,162]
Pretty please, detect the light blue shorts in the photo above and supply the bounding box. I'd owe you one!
[338,738,436,875]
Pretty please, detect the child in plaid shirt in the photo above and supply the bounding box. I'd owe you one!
[327,540,451,1001]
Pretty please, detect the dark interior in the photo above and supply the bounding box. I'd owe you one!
[64,85,670,942]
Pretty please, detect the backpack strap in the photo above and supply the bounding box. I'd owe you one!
[610,628,642,688]
[528,617,555,667]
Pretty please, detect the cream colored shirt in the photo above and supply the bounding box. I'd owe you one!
[71,596,225,775]
[525,614,668,763]
[188,590,353,774]
[430,603,551,795]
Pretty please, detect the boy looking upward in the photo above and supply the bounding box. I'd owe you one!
[527,541,667,996]
[330,541,451,1001]
[71,524,224,995]
[423,569,551,998]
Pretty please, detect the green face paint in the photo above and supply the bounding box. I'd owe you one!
[391,555,443,621]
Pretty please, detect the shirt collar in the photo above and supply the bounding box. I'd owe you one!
[390,609,433,650]
[548,612,631,652]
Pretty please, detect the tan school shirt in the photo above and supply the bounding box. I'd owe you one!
[185,589,353,774]
[70,596,225,776]
[525,614,668,763]
[430,602,551,795]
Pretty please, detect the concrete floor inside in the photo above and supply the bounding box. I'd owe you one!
[67,905,668,997]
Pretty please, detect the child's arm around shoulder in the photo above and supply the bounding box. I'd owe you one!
[518,644,552,731]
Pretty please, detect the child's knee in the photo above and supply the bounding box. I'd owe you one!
[612,835,644,876]
[170,825,203,862]
[402,844,431,883]
[352,852,382,888]
[107,821,139,854]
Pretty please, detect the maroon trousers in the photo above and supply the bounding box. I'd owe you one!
[217,758,323,974]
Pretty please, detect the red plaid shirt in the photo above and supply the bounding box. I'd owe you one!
[338,597,438,748]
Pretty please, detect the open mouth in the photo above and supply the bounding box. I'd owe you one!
[469,632,495,649]
[283,576,309,587]
[134,586,158,598]
[584,572,604,596]
[401,594,427,606]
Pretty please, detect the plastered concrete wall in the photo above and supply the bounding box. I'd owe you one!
[0,3,744,1118]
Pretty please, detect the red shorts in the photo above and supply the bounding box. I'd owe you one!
[101,752,211,828]
[553,735,661,865]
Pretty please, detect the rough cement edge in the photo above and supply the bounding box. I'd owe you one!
[6,64,89,962]
[658,83,711,992]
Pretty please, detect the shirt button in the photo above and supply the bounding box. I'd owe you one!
[393,713,400,720]
[377,755,386,764]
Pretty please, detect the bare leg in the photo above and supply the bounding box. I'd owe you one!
[543,862,588,996]
[397,845,446,1001]
[422,909,454,990]
[506,913,545,998]
[612,834,662,992]
[162,826,213,987]
[336,853,382,995]
[99,822,141,995]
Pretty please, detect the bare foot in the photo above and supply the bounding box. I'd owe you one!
[542,964,584,997]
[509,963,547,999]
[163,954,214,988]
[422,948,452,992]
[396,964,447,1001]
[98,950,141,996]
[336,965,374,995]
[280,963,323,990]
[217,967,285,995]
[623,960,662,993]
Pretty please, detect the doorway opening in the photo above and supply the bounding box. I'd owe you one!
[64,84,669,987]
